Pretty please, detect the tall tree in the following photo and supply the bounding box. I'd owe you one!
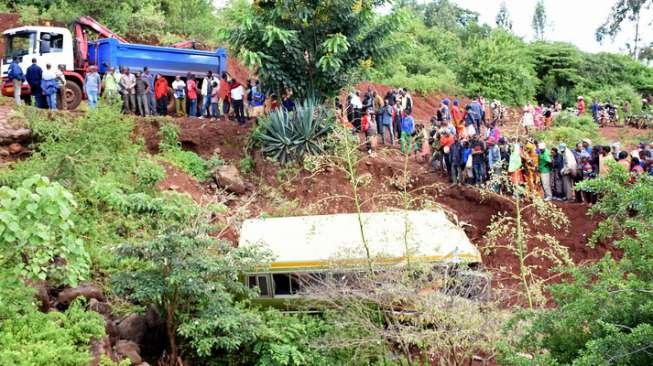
[532,0,547,41]
[225,0,402,99]
[596,0,652,59]
[495,1,513,31]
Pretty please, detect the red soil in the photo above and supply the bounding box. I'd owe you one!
[156,162,206,203]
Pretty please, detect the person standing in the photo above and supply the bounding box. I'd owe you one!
[470,136,486,186]
[41,64,59,110]
[559,143,577,202]
[134,72,150,116]
[576,96,586,116]
[230,78,245,124]
[199,71,216,118]
[84,66,101,109]
[219,73,230,117]
[469,99,483,136]
[172,75,186,117]
[55,65,67,110]
[25,59,44,108]
[7,58,25,106]
[103,67,120,104]
[249,80,265,119]
[143,66,156,115]
[210,81,220,120]
[379,99,394,145]
[120,68,136,113]
[538,142,553,201]
[186,75,198,117]
[400,110,415,153]
[154,74,169,116]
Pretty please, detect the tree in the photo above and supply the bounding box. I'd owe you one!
[596,0,652,59]
[495,1,512,31]
[638,43,653,65]
[112,223,269,365]
[532,0,547,41]
[457,29,538,105]
[529,42,585,105]
[501,164,653,365]
[224,0,402,99]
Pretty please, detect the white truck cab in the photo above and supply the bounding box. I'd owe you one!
[1,26,75,78]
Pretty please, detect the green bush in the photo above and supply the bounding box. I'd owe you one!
[0,274,105,366]
[256,100,335,164]
[587,85,642,114]
[536,112,604,148]
[0,175,90,286]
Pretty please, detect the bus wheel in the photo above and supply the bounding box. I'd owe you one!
[65,82,82,110]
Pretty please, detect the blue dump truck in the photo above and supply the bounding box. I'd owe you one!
[2,18,227,110]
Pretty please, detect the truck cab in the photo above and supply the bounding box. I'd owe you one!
[2,26,81,108]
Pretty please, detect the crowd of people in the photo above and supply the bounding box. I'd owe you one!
[336,87,652,203]
[7,58,69,110]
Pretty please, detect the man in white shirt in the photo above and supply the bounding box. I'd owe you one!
[230,79,245,124]
[199,71,217,118]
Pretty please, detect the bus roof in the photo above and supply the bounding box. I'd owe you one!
[239,210,482,271]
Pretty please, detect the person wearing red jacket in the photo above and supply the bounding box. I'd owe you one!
[154,74,170,116]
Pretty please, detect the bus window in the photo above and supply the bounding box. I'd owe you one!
[273,274,291,295]
[5,31,36,59]
[247,275,272,297]
[290,274,301,295]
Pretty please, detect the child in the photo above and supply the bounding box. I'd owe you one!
[210,81,220,120]
[580,152,595,204]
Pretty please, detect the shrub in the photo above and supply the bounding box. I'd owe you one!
[157,122,220,181]
[536,112,605,148]
[0,175,90,286]
[587,85,643,114]
[0,273,105,366]
[256,100,335,164]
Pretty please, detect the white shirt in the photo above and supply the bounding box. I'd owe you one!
[231,85,244,100]
[43,69,56,80]
[350,95,362,109]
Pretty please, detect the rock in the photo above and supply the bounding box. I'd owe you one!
[106,319,120,344]
[145,305,161,329]
[26,280,51,312]
[115,340,142,365]
[8,142,22,154]
[117,314,147,344]
[0,147,9,156]
[57,283,105,306]
[88,298,112,317]
[213,165,247,194]
[0,121,31,144]
[89,336,113,366]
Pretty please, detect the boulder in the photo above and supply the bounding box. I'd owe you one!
[89,336,114,366]
[117,314,147,344]
[8,142,22,154]
[88,298,112,317]
[213,165,247,194]
[115,340,142,365]
[57,283,105,306]
[0,122,30,145]
[27,280,51,312]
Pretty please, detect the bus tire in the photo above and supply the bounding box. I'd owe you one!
[65,82,82,110]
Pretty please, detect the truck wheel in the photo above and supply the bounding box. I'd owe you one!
[167,88,176,115]
[65,82,83,110]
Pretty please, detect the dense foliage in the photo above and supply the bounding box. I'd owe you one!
[502,166,653,365]
[224,0,402,98]
[0,276,106,366]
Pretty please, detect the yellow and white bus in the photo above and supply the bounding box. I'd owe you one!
[239,210,487,306]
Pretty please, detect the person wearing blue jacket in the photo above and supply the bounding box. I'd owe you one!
[379,99,394,145]
[7,59,25,105]
[400,110,415,153]
[25,59,44,108]
[449,137,464,185]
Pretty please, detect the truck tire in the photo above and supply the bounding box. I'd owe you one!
[65,82,83,110]
[167,88,176,115]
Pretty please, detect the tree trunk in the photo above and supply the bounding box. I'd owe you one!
[166,301,178,366]
[633,11,641,59]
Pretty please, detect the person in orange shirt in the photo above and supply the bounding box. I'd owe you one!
[154,74,169,116]
[218,73,231,117]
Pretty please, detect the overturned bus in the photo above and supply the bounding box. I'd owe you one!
[239,210,489,307]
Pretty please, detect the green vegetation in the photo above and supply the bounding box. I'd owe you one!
[255,101,335,164]
[157,122,223,180]
[501,166,653,365]
[536,112,605,148]
[0,278,106,366]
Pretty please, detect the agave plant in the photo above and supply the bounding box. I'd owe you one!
[258,100,334,164]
